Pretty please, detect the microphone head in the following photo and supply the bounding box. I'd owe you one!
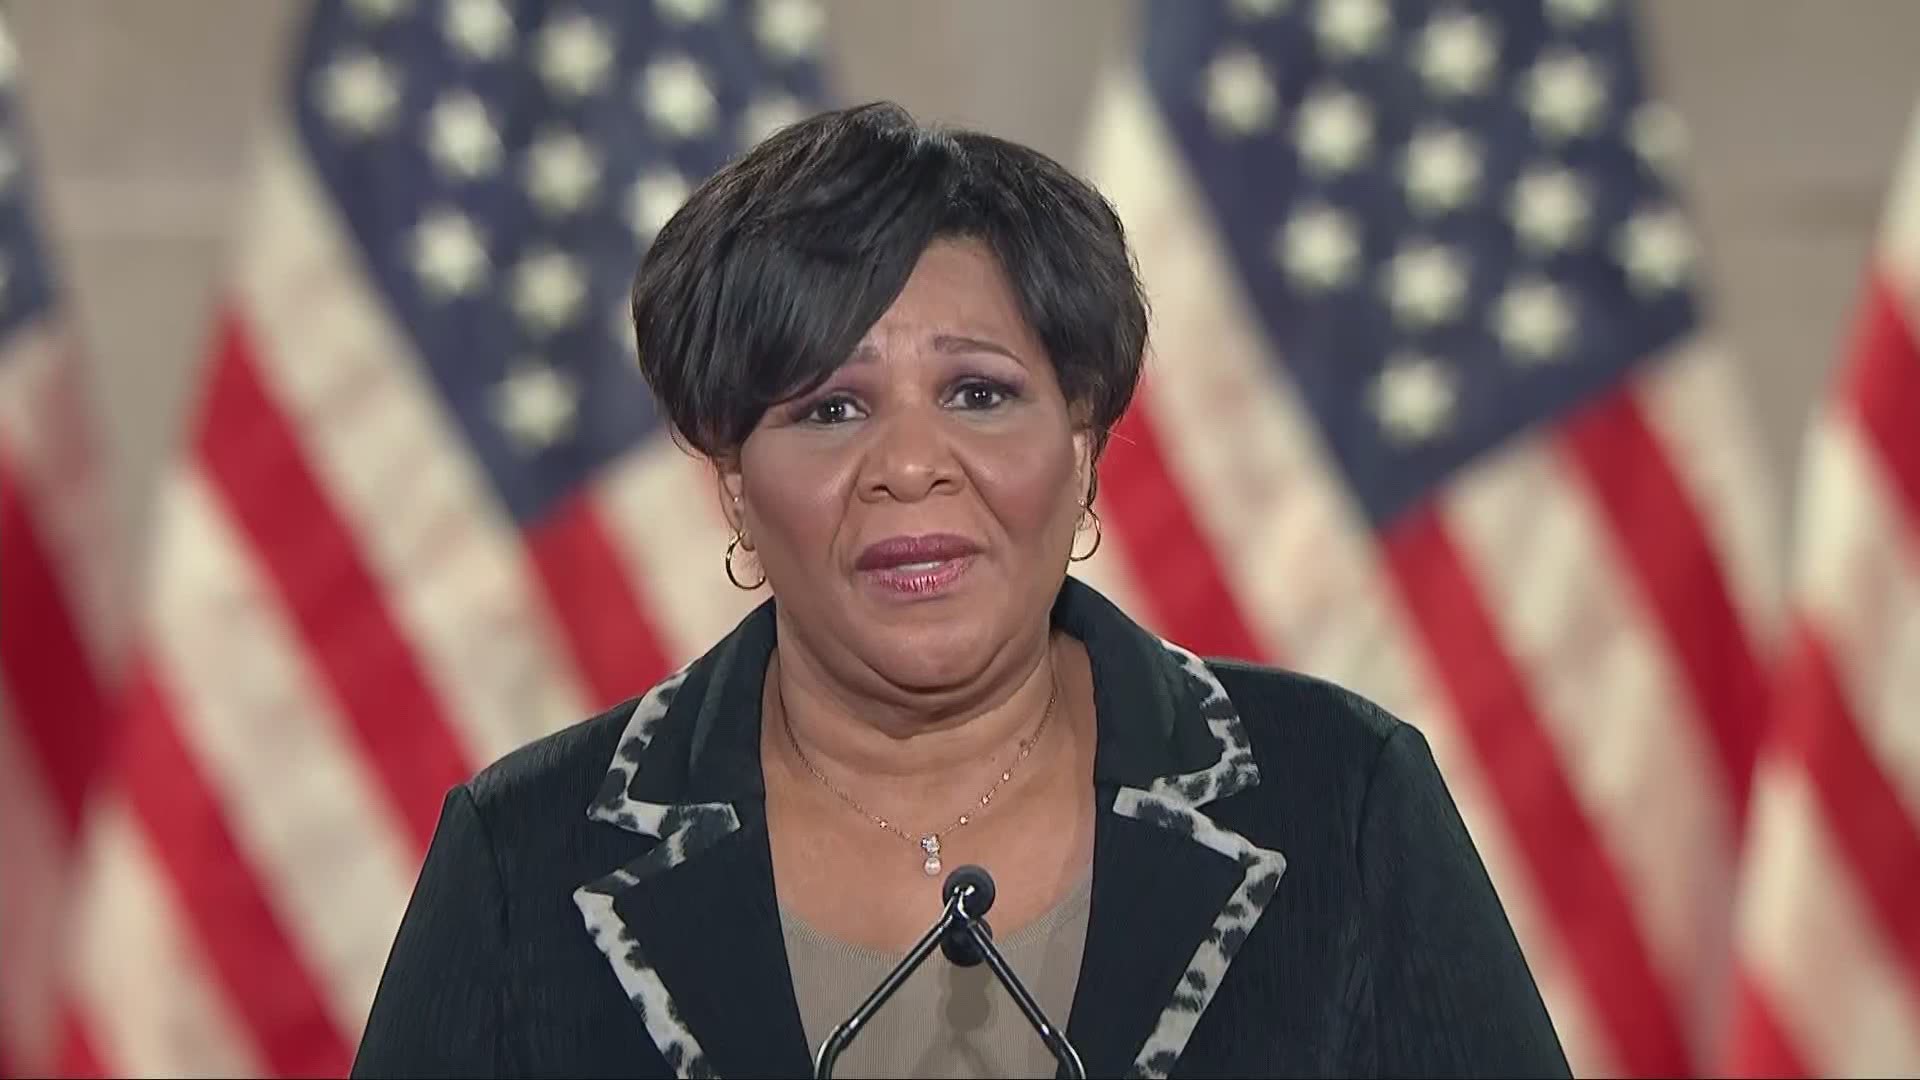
[940,916,992,968]
[942,864,996,918]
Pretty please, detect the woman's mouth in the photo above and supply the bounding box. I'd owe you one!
[860,555,976,596]
[855,535,982,598]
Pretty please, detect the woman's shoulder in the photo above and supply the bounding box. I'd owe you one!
[1197,658,1423,813]
[460,696,639,829]
[1204,658,1404,747]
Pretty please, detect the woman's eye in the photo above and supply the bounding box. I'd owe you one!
[804,396,860,424]
[950,381,1012,410]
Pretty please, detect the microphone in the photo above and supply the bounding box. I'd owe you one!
[811,865,1087,1079]
[938,865,993,969]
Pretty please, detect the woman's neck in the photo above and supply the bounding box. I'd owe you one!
[763,621,1066,818]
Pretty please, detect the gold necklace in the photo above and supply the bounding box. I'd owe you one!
[780,672,1059,877]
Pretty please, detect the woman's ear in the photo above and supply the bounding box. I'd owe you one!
[1071,426,1096,505]
[713,454,746,533]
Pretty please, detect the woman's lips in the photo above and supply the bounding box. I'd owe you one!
[859,554,976,597]
[854,535,982,598]
[854,533,982,570]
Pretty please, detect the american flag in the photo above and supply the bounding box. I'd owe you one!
[1070,0,1781,1073]
[1721,102,1920,1075]
[44,0,823,1074]
[0,14,122,1075]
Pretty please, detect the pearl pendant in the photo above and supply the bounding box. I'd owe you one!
[920,835,941,877]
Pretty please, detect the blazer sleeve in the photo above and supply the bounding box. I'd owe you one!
[1358,723,1571,1078]
[352,785,509,1079]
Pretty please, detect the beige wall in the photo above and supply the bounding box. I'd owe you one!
[13,0,1920,578]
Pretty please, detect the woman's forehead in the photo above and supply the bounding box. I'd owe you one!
[852,241,1037,349]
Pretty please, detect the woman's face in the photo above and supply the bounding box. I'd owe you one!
[725,237,1091,696]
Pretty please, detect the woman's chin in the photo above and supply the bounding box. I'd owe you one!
[848,623,1001,695]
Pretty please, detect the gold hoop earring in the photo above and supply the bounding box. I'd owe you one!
[1069,507,1102,563]
[724,533,766,590]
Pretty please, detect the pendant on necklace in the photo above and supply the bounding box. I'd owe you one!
[920,834,942,877]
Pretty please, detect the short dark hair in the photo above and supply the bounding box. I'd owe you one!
[630,101,1147,467]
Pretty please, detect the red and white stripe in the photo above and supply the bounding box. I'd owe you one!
[1722,103,1920,1077]
[52,126,764,1076]
[1082,67,1778,1076]
[0,312,120,1077]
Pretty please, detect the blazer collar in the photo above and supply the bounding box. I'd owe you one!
[573,577,1286,1078]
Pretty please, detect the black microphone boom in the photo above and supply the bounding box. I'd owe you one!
[811,864,1087,1079]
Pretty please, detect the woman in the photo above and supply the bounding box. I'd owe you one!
[353,103,1569,1079]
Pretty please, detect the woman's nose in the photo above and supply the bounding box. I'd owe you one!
[856,408,963,504]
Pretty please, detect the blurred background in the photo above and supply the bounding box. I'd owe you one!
[13,0,1920,561]
[3,0,1917,1077]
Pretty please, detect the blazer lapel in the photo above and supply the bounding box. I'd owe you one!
[1062,591,1289,1078]
[1066,795,1248,1077]
[573,582,1287,1080]
[573,609,813,1079]
[600,810,812,1078]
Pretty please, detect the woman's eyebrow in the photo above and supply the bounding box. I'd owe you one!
[845,334,1023,364]
[931,334,1020,361]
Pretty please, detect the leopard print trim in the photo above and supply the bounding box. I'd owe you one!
[578,616,1281,1079]
[575,666,740,1079]
[1148,637,1262,808]
[1115,638,1285,1078]
[1113,788,1286,1078]
[588,665,692,830]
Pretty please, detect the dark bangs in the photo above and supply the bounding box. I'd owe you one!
[629,101,1147,460]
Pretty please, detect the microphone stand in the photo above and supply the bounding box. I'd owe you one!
[812,865,1087,1079]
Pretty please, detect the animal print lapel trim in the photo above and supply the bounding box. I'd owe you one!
[1116,636,1287,1079]
[574,667,740,1080]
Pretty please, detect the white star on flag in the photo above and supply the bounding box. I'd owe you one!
[1384,241,1468,327]
[1296,86,1374,174]
[317,50,402,137]
[512,249,588,333]
[1495,278,1575,361]
[538,13,614,97]
[1618,206,1695,293]
[656,0,721,23]
[411,209,490,299]
[1404,126,1483,215]
[1630,102,1689,174]
[1370,354,1458,445]
[1416,11,1497,97]
[524,130,603,216]
[740,96,809,149]
[1526,51,1609,141]
[757,0,825,61]
[494,364,580,452]
[1316,0,1390,59]
[1547,0,1613,25]
[627,169,692,242]
[1229,0,1291,18]
[1277,204,1361,291]
[639,56,719,138]
[1510,166,1592,252]
[1205,48,1278,137]
[348,0,412,23]
[427,91,503,180]
[444,0,514,60]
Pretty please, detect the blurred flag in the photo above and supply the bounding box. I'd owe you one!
[56,0,822,1073]
[1073,0,1780,1073]
[1721,103,1920,1076]
[0,17,122,1077]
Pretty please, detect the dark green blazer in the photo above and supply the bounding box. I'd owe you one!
[353,578,1570,1078]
